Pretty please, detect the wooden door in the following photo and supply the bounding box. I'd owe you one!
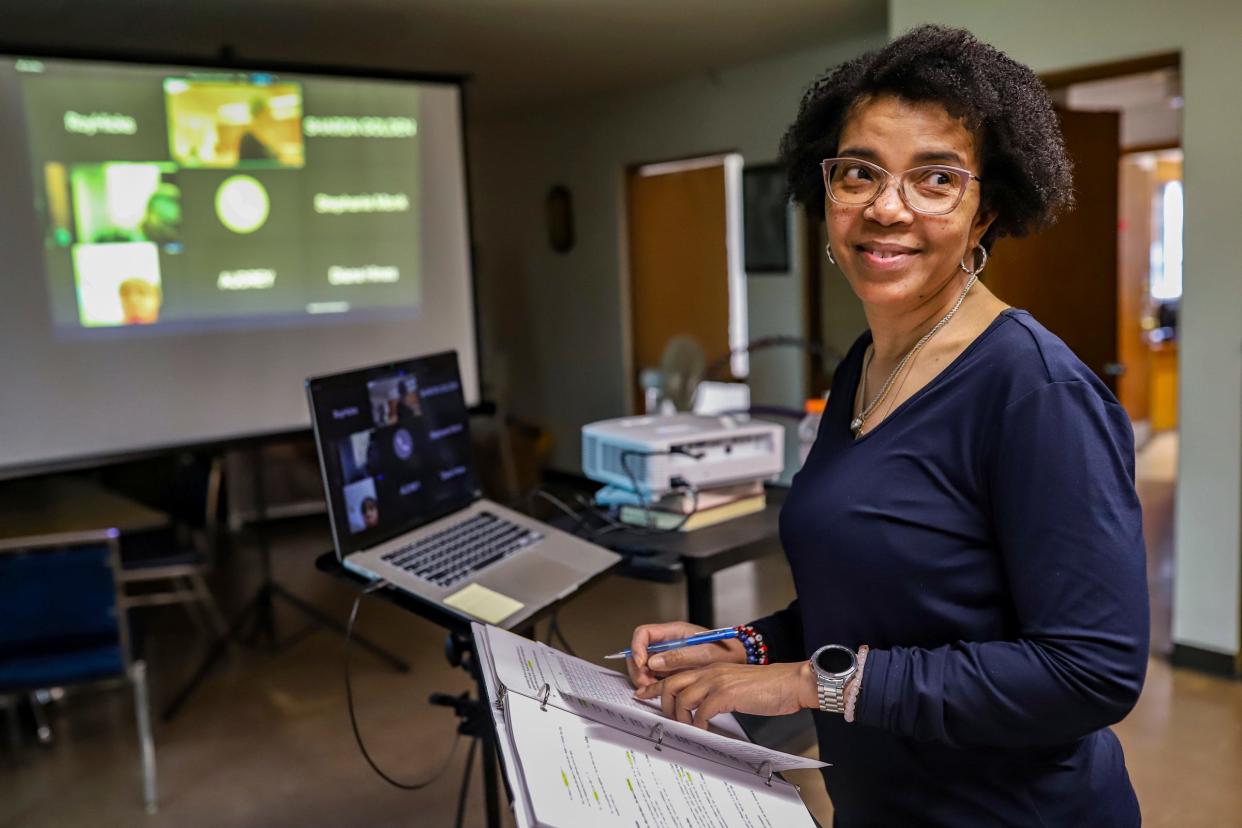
[626,163,731,412]
[1117,158,1154,423]
[984,109,1121,390]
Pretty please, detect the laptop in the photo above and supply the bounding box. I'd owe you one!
[306,351,619,629]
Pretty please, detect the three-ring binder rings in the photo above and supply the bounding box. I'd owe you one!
[472,623,823,828]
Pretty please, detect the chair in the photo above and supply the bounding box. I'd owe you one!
[116,453,228,639]
[0,530,157,813]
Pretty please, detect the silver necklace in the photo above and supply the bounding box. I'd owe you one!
[851,273,978,437]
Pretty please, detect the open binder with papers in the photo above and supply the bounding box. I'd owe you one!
[473,623,823,828]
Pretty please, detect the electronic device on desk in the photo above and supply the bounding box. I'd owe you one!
[307,351,619,629]
[582,413,784,496]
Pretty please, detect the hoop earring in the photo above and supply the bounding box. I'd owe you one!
[825,244,836,265]
[959,244,988,276]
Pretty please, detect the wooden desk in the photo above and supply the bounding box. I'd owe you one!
[0,476,169,552]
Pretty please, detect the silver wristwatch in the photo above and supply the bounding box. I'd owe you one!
[810,644,857,714]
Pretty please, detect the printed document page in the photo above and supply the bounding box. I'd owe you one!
[506,691,817,828]
[483,625,824,774]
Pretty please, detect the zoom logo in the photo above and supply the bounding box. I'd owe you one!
[392,428,414,460]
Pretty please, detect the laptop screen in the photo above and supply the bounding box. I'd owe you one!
[306,351,480,558]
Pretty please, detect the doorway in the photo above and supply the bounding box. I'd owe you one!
[1017,57,1184,655]
[623,154,748,414]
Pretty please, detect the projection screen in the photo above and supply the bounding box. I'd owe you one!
[0,53,478,477]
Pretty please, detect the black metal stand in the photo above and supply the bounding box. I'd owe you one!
[162,445,409,722]
[315,552,572,828]
[431,629,504,828]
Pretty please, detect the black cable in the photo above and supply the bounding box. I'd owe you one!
[529,488,593,537]
[620,448,702,533]
[345,582,461,790]
[545,609,576,657]
[520,446,704,542]
[702,334,843,382]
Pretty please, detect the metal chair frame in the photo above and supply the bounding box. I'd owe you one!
[117,456,228,639]
[0,529,158,814]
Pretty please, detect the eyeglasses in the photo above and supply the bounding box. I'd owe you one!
[820,157,982,216]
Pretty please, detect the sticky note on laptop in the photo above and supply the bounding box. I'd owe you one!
[444,583,524,624]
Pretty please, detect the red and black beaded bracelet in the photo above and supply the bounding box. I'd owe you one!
[734,624,769,665]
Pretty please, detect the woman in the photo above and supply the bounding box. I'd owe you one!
[627,25,1148,827]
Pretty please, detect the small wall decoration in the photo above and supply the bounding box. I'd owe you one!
[546,185,575,253]
[743,163,790,274]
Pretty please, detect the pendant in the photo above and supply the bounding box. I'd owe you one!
[850,417,863,436]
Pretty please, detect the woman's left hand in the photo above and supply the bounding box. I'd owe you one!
[633,661,817,729]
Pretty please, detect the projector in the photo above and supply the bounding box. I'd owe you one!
[581,413,784,496]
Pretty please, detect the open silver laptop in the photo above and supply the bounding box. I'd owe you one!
[306,351,618,629]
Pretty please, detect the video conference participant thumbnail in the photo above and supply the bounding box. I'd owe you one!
[164,78,305,169]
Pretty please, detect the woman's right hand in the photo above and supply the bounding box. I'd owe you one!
[626,621,748,689]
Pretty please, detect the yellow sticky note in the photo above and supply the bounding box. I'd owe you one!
[443,583,524,624]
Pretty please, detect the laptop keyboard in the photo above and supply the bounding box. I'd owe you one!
[380,511,543,589]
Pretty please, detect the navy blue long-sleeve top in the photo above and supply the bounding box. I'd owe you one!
[751,310,1149,827]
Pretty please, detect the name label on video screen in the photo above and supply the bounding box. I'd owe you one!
[328,265,399,286]
[64,111,137,136]
[314,193,410,215]
[430,423,464,441]
[421,381,460,399]
[218,269,277,290]
[302,116,417,138]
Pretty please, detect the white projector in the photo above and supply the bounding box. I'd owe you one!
[581,413,784,496]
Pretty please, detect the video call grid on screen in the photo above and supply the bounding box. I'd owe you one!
[310,352,480,554]
[12,55,435,337]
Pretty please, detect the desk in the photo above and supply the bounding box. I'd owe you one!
[558,486,787,628]
[0,476,169,551]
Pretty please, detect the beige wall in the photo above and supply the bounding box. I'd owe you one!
[890,0,1242,657]
[472,32,886,470]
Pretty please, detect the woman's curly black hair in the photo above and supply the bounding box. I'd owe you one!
[780,25,1074,249]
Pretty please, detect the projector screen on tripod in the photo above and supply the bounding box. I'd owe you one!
[0,53,478,476]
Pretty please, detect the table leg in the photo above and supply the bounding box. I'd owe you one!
[686,574,714,628]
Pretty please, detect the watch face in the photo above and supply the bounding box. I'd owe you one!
[815,646,855,676]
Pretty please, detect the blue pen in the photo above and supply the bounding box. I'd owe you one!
[604,627,739,660]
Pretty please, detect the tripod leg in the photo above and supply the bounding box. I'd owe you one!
[270,584,409,672]
[454,736,478,828]
[161,597,258,721]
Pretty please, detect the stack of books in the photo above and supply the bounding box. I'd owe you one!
[614,480,766,532]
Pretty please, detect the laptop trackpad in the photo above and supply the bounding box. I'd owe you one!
[478,556,582,603]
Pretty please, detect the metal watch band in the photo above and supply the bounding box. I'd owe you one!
[817,679,848,714]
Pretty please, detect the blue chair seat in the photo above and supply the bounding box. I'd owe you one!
[0,639,124,692]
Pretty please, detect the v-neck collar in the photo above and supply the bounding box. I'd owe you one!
[848,308,1020,445]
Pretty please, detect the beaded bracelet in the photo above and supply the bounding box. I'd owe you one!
[843,645,869,723]
[734,625,769,665]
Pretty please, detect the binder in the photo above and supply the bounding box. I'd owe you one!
[473,623,823,828]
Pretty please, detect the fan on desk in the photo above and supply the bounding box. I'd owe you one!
[657,335,706,412]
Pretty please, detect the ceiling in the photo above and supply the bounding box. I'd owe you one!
[1063,67,1183,149]
[6,0,886,116]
